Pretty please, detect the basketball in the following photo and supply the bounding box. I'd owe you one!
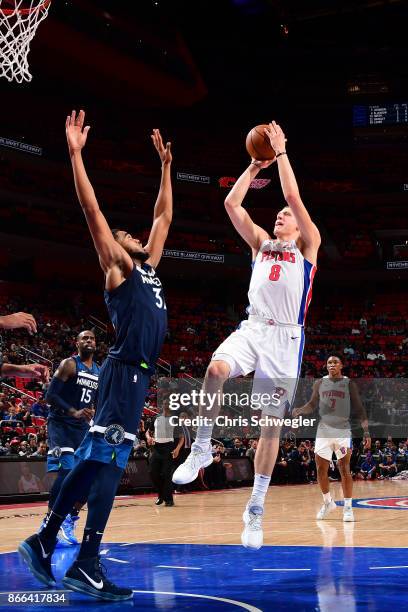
[246,124,276,161]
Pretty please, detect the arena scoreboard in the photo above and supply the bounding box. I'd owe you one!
[353,103,408,127]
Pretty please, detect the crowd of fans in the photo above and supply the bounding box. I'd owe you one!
[1,286,407,493]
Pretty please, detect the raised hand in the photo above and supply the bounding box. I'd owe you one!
[65,109,91,155]
[0,312,37,334]
[251,157,276,169]
[264,121,286,155]
[151,129,172,165]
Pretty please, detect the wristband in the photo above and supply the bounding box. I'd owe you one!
[276,151,287,159]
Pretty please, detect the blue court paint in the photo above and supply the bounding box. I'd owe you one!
[2,543,407,611]
[336,496,408,510]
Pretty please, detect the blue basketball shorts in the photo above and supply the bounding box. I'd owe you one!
[74,357,150,470]
[47,419,89,472]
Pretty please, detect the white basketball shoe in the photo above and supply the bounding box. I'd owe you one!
[316,499,337,520]
[343,507,355,522]
[172,446,213,485]
[241,499,264,550]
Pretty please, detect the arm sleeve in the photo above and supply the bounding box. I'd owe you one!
[45,377,73,415]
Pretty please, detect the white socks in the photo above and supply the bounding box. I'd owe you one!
[250,474,271,507]
[192,425,213,452]
[323,492,332,504]
[344,498,352,509]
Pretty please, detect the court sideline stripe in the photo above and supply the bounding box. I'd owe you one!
[157,565,201,570]
[253,568,311,572]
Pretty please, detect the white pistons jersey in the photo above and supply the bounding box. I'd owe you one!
[247,239,316,325]
[318,376,351,431]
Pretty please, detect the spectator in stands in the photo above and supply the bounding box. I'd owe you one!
[30,441,48,458]
[372,440,386,467]
[229,438,246,458]
[379,455,397,479]
[36,426,47,443]
[27,437,38,455]
[366,351,378,361]
[133,440,149,458]
[18,441,30,457]
[205,444,228,489]
[273,441,290,484]
[246,440,258,462]
[350,442,361,476]
[9,438,21,456]
[18,464,44,494]
[15,404,32,427]
[31,397,49,418]
[2,404,18,420]
[358,451,377,480]
[396,442,407,471]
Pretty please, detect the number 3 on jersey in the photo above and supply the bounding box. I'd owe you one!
[153,287,167,309]
[269,264,281,281]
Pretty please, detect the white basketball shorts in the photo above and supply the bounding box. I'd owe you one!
[212,316,304,417]
[315,425,352,461]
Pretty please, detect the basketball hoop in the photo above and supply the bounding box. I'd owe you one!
[0,0,51,83]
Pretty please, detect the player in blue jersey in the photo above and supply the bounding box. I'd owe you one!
[38,330,99,546]
[18,110,172,601]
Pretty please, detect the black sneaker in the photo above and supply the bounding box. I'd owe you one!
[155,498,164,505]
[165,499,175,507]
[62,556,133,601]
[18,534,56,587]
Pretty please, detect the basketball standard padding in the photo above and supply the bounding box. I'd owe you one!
[246,124,276,161]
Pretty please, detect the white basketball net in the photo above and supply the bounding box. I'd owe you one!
[0,0,50,83]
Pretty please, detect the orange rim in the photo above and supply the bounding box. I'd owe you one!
[0,0,51,16]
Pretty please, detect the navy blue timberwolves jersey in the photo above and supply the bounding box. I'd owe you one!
[48,355,100,428]
[104,263,167,374]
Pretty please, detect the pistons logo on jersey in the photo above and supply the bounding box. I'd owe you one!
[259,242,297,284]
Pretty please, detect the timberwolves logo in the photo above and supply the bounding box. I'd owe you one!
[51,447,61,458]
[337,497,408,510]
[104,424,125,446]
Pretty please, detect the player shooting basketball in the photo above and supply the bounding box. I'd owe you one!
[173,121,321,550]
[18,110,172,601]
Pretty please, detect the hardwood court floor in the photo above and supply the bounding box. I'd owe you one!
[1,480,407,553]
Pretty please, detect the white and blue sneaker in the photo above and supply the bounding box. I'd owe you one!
[172,447,213,485]
[58,514,80,546]
[316,499,337,520]
[241,499,264,550]
[343,507,355,522]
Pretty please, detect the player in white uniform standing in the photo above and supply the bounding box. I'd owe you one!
[294,355,371,522]
[173,121,321,549]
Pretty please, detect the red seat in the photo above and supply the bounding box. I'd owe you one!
[31,416,46,427]
[25,426,38,435]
